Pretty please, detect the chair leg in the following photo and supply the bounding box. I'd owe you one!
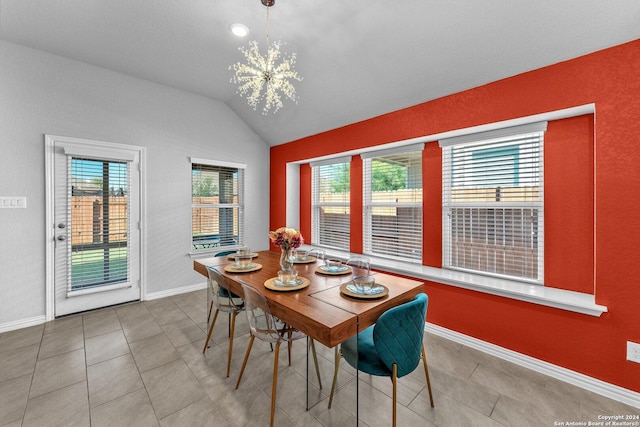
[235,335,255,389]
[392,363,398,427]
[328,346,341,409]
[309,339,322,389]
[421,345,434,407]
[287,331,293,365]
[202,309,220,353]
[226,311,239,377]
[270,341,282,427]
[207,300,214,323]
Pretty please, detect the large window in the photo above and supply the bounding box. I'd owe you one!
[191,159,245,251]
[362,145,423,261]
[440,122,546,282]
[311,157,351,250]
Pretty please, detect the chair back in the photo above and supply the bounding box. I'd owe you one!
[373,293,428,378]
[207,266,244,313]
[240,282,288,343]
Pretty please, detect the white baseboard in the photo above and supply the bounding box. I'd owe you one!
[426,322,640,409]
[0,315,47,334]
[144,282,207,301]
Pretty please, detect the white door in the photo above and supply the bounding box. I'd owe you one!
[47,135,143,317]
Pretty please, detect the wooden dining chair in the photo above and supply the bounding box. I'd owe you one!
[328,293,434,426]
[235,282,322,427]
[202,266,245,378]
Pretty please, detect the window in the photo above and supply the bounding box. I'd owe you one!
[440,122,546,282]
[191,159,245,251]
[362,145,424,261]
[311,157,351,250]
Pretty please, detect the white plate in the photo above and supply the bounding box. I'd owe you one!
[229,263,258,270]
[320,265,349,273]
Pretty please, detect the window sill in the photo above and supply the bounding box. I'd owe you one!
[302,246,608,317]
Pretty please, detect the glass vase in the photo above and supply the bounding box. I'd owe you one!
[280,247,293,271]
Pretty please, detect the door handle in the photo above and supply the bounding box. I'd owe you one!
[57,235,67,241]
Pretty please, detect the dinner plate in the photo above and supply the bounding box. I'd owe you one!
[315,265,352,275]
[264,277,310,292]
[292,255,317,264]
[340,282,389,299]
[223,263,262,273]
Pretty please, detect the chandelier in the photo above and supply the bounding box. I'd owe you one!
[230,0,302,114]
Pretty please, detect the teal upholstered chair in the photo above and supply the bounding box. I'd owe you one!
[328,293,434,426]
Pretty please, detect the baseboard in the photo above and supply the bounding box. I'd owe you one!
[144,282,207,301]
[0,315,47,334]
[425,323,640,409]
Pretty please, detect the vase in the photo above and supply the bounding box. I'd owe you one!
[280,247,293,271]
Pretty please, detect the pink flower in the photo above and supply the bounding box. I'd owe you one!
[269,227,304,249]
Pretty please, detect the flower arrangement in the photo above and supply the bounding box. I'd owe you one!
[269,227,303,250]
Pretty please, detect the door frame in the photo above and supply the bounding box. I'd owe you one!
[45,134,147,321]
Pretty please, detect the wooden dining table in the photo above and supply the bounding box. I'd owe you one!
[193,250,424,349]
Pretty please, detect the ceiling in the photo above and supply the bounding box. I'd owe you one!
[2,1,640,146]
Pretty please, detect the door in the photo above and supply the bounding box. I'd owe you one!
[47,135,143,317]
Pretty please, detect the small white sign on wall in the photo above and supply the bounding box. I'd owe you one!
[0,197,26,208]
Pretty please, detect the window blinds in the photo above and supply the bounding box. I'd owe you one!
[69,157,130,291]
[311,159,350,250]
[441,123,545,282]
[192,163,244,249]
[362,148,423,261]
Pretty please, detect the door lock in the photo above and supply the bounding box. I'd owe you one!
[57,235,67,241]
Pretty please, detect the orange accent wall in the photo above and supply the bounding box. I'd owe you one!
[270,39,640,393]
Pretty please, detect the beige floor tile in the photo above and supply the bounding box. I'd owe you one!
[85,329,130,366]
[37,325,84,360]
[90,388,159,427]
[43,314,82,336]
[116,301,152,322]
[159,397,231,426]
[83,309,122,339]
[22,381,89,427]
[141,359,205,419]
[429,366,500,416]
[87,353,144,408]
[129,333,179,373]
[161,318,206,348]
[0,344,39,384]
[121,315,164,344]
[0,325,43,351]
[0,373,31,425]
[29,348,86,398]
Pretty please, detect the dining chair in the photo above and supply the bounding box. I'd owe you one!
[202,266,245,378]
[235,282,322,427]
[328,293,434,426]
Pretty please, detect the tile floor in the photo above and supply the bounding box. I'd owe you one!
[1,289,638,426]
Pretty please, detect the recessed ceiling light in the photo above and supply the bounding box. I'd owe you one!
[230,23,249,38]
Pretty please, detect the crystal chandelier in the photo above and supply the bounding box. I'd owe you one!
[230,0,302,114]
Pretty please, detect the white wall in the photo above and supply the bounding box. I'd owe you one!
[0,41,270,327]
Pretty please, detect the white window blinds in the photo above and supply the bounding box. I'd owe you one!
[311,157,351,250]
[440,122,546,282]
[192,162,245,250]
[362,146,423,261]
[69,158,130,291]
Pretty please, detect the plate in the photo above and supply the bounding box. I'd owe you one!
[292,255,317,264]
[315,265,352,276]
[227,252,259,260]
[264,277,310,292]
[340,282,389,299]
[223,263,262,273]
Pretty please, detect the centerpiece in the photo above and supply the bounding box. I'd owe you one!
[269,227,303,271]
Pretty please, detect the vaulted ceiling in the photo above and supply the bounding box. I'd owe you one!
[2,0,639,146]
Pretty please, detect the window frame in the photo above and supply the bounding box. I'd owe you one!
[361,144,424,263]
[310,156,352,251]
[190,158,246,254]
[440,122,546,284]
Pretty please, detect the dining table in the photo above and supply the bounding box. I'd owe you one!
[193,249,425,422]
